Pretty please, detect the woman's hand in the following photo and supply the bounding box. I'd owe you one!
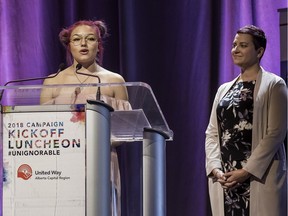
[212,168,226,180]
[222,169,251,189]
[212,168,227,187]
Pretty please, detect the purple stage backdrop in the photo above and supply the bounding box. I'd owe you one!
[0,0,287,215]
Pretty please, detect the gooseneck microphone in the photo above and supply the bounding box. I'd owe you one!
[75,63,101,101]
[4,63,66,86]
[0,63,66,102]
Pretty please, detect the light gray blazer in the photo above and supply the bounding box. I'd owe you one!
[205,67,287,216]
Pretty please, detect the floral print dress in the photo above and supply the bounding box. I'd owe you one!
[216,80,255,216]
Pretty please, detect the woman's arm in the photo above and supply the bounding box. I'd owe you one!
[113,75,128,100]
[205,87,223,177]
[39,78,55,104]
[244,78,287,180]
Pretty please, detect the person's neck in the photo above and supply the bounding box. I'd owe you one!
[73,62,98,73]
[239,64,261,82]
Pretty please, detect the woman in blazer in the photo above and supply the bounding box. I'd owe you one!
[205,25,287,216]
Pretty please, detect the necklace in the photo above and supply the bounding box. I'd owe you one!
[74,67,98,96]
[74,64,98,84]
[74,73,91,84]
[74,73,90,96]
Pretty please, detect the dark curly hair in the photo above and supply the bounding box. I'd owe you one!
[59,20,108,65]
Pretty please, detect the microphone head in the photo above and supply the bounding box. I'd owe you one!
[58,63,66,71]
[76,63,82,71]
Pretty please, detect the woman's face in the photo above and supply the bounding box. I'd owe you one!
[231,33,261,69]
[69,25,99,66]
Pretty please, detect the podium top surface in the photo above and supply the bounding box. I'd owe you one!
[0,82,173,141]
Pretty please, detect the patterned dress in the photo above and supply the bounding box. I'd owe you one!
[216,80,256,216]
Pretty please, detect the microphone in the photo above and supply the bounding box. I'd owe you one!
[0,63,65,102]
[75,63,101,101]
[4,63,65,86]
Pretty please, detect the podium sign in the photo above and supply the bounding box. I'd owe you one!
[2,105,86,216]
[0,82,173,216]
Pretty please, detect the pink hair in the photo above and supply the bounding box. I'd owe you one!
[59,20,108,65]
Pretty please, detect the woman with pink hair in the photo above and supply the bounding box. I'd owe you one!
[41,20,130,216]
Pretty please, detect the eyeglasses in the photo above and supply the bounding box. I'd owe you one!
[70,35,98,46]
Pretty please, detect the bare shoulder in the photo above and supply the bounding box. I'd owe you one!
[42,68,71,85]
[98,67,125,83]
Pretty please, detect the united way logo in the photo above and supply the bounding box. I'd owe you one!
[17,164,32,180]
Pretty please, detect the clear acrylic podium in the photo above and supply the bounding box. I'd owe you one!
[0,82,173,216]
